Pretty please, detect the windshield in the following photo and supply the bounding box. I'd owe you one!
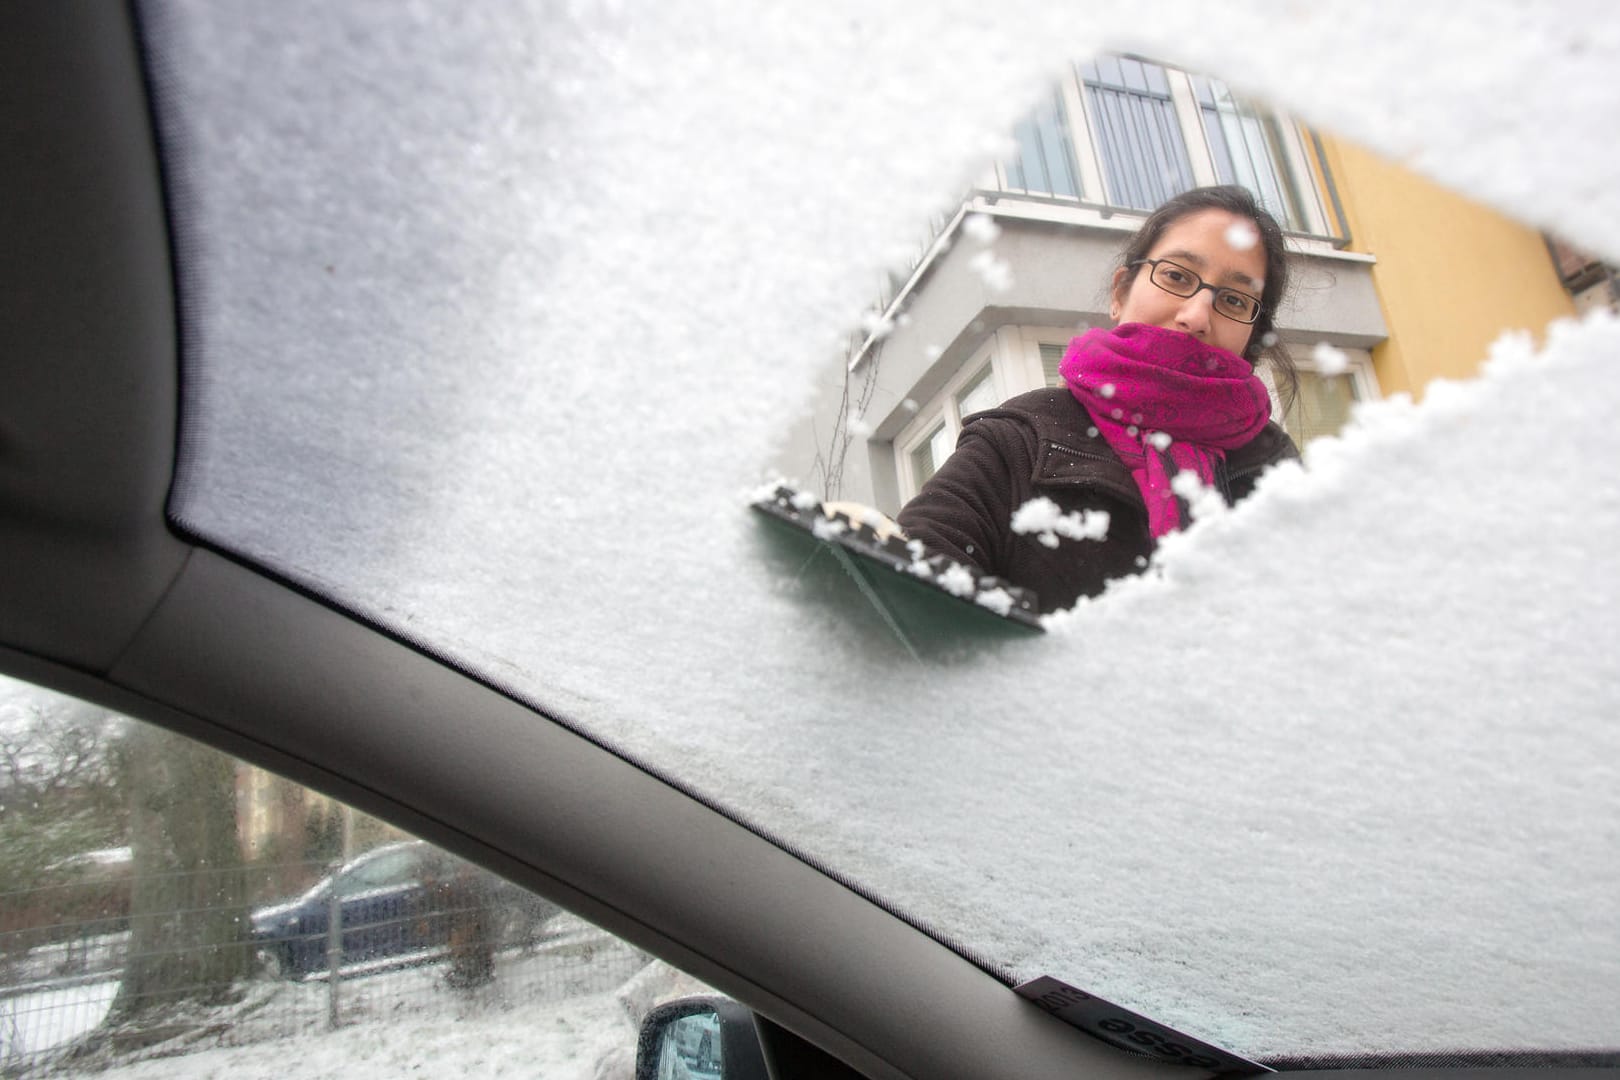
[142,0,1620,1064]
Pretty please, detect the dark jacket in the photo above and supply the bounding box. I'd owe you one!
[895,388,1299,614]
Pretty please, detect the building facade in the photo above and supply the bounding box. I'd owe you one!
[777,54,1578,517]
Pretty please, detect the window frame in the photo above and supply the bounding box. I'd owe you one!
[1002,89,1082,199]
[991,55,1335,244]
[895,327,1092,502]
[1261,344,1380,444]
[1279,345,1380,445]
[1014,327,1087,390]
[1074,56,1199,213]
[895,343,1009,501]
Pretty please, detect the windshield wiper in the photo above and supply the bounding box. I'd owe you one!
[1017,976,1271,1077]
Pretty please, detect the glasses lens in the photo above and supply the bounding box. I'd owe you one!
[1147,261,1260,323]
[1150,261,1199,297]
[1215,289,1260,324]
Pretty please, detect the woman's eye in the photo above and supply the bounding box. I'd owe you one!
[1219,292,1248,311]
[1162,269,1190,285]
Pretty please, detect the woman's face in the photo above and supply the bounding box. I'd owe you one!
[1110,208,1267,359]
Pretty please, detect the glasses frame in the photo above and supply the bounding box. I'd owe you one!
[1127,258,1263,325]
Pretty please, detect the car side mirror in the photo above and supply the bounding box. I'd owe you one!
[635,996,769,1080]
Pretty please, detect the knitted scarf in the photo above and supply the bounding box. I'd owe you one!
[1059,323,1271,538]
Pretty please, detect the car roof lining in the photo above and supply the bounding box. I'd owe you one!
[0,2,190,671]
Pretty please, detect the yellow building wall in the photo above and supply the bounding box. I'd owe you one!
[1314,135,1576,399]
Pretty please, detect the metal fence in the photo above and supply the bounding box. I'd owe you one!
[0,855,649,1076]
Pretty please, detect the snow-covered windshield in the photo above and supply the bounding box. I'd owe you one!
[149,0,1620,1062]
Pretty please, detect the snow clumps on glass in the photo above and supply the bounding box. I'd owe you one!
[975,587,1015,616]
[1010,496,1110,549]
[1169,470,1227,523]
[860,310,896,341]
[1312,341,1352,376]
[810,515,848,540]
[962,213,1001,244]
[1224,220,1259,251]
[937,562,978,597]
[969,250,1014,293]
[904,539,940,580]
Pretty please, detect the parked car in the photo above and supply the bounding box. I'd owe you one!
[249,840,558,978]
[3,3,1617,1079]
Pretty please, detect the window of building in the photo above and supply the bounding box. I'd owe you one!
[909,420,951,488]
[1190,74,1312,234]
[1282,363,1372,446]
[985,55,1340,245]
[1260,345,1377,446]
[898,357,1005,500]
[1077,56,1197,212]
[1006,92,1081,198]
[1039,342,1067,387]
[955,364,1000,418]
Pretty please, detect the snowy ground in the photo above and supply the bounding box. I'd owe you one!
[2,979,118,1068]
[7,917,671,1079]
[73,989,638,1080]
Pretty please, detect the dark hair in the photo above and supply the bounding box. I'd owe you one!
[1114,185,1298,410]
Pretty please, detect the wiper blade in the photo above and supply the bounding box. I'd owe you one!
[1017,976,1271,1077]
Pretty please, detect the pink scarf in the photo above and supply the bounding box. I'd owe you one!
[1060,323,1271,538]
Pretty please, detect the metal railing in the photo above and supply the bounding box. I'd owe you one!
[0,858,649,1076]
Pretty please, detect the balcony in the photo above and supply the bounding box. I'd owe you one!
[853,55,1354,369]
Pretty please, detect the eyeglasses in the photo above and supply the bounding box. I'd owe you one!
[1128,259,1262,324]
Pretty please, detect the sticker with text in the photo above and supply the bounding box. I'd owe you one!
[1015,976,1271,1076]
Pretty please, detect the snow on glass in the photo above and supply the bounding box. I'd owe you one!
[1312,341,1352,375]
[969,249,1014,292]
[936,562,978,597]
[975,586,1016,616]
[1224,220,1259,251]
[859,309,896,341]
[145,0,1620,1068]
[1010,496,1111,549]
[1168,470,1227,523]
[962,213,1002,244]
[810,516,848,540]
